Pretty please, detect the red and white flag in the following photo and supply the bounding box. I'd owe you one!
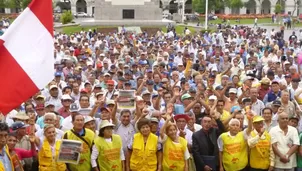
[0,0,54,114]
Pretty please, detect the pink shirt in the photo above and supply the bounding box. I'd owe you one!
[14,146,36,160]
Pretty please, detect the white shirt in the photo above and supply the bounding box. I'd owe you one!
[61,115,73,132]
[269,125,300,169]
[177,128,193,146]
[91,137,125,168]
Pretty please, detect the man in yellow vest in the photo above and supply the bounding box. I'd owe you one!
[0,122,14,171]
[247,115,274,171]
[217,117,251,171]
[63,113,95,171]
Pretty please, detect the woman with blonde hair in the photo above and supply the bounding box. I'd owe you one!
[160,114,190,171]
[38,124,66,171]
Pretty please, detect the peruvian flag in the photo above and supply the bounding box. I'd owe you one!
[0,0,54,114]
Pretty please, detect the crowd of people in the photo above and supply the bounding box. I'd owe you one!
[1,19,302,171]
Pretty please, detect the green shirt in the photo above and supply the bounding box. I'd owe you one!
[297,133,302,168]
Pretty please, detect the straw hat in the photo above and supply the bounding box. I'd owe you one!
[12,112,29,120]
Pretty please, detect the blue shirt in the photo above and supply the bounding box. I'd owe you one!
[0,147,12,171]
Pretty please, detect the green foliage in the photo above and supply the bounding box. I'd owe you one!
[0,0,6,8]
[60,10,73,24]
[193,0,224,14]
[225,0,243,8]
[21,0,31,9]
[274,3,282,14]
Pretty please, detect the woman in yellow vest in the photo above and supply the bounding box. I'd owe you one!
[126,118,162,171]
[63,114,95,171]
[91,120,124,171]
[38,124,66,171]
[247,116,274,171]
[217,118,251,171]
[160,114,189,171]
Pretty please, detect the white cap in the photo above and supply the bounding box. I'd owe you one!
[49,85,58,90]
[61,94,73,100]
[229,88,237,94]
[87,61,93,66]
[209,95,217,100]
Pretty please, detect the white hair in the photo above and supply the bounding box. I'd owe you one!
[44,112,56,120]
[229,118,240,126]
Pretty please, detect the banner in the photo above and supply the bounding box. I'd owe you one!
[58,139,82,164]
[117,90,136,109]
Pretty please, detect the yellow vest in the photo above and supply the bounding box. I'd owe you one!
[162,136,187,171]
[94,134,122,171]
[221,131,248,171]
[249,131,271,169]
[38,139,66,171]
[64,128,95,171]
[130,133,158,171]
[0,145,14,171]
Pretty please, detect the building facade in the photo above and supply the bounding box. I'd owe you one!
[223,0,301,16]
[64,0,192,16]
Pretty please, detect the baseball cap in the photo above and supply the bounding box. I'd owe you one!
[49,85,58,90]
[70,103,80,112]
[150,117,159,123]
[107,80,115,85]
[142,90,151,96]
[11,121,29,130]
[253,116,265,123]
[272,100,281,106]
[181,93,192,101]
[229,88,237,94]
[289,115,299,121]
[61,94,73,101]
[35,104,45,110]
[209,95,217,100]
[231,106,241,113]
[54,72,61,77]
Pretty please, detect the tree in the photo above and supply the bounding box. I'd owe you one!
[193,0,224,13]
[60,10,73,24]
[21,0,31,9]
[274,3,282,14]
[226,0,244,8]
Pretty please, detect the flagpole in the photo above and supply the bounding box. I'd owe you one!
[205,0,208,30]
[182,0,185,23]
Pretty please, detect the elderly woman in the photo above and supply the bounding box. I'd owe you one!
[91,120,124,171]
[38,124,66,171]
[160,115,189,171]
[127,118,162,171]
[217,118,251,171]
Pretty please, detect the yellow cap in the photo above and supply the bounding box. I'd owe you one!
[252,115,264,123]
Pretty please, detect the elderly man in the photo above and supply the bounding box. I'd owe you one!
[35,112,64,146]
[247,116,274,171]
[269,112,299,171]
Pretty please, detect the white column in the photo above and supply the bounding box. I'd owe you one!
[71,5,77,14]
[4,8,11,14]
[205,0,208,29]
[240,7,246,14]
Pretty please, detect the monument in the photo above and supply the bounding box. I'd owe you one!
[81,0,175,26]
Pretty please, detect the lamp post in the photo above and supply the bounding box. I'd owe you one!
[205,0,208,29]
